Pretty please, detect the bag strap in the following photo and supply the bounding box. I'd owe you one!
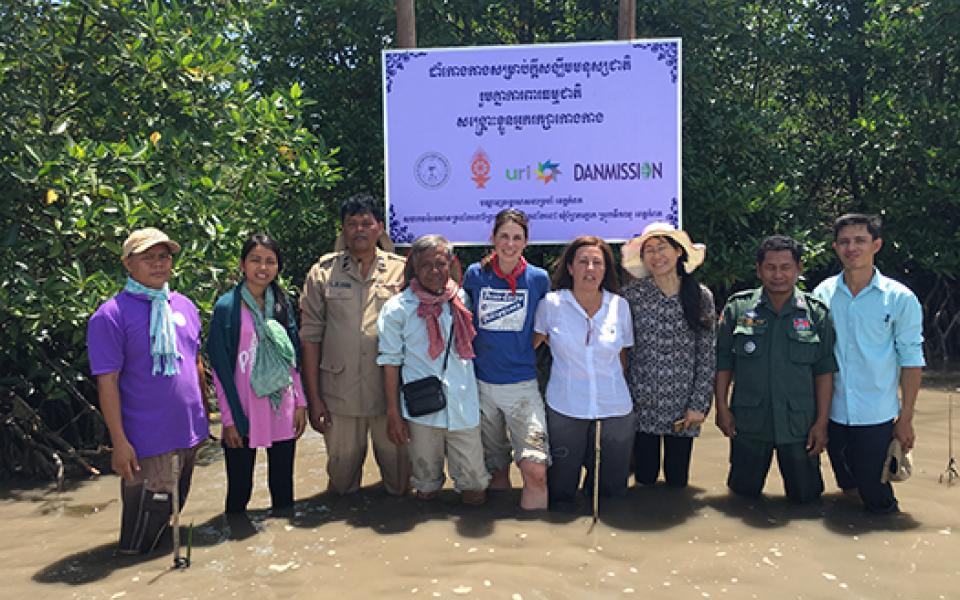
[440,313,456,375]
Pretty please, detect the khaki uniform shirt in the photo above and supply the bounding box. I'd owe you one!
[300,248,405,416]
[716,287,838,445]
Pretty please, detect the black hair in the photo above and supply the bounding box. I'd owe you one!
[833,213,882,241]
[240,233,291,326]
[481,209,529,271]
[647,235,712,331]
[756,235,802,265]
[339,192,385,224]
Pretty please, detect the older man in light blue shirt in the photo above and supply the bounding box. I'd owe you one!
[378,235,490,505]
[813,214,924,513]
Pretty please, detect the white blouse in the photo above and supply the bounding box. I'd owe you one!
[534,289,634,419]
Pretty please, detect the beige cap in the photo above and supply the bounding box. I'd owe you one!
[881,439,912,483]
[621,222,706,278]
[121,227,181,259]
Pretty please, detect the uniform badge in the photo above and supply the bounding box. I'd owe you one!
[744,340,756,354]
[793,318,811,331]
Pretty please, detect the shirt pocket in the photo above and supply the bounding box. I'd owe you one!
[732,325,766,360]
[318,361,346,397]
[731,325,765,408]
[787,329,820,364]
[786,393,815,437]
[858,313,893,348]
[597,322,619,346]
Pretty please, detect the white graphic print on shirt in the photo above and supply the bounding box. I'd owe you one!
[478,287,528,332]
[237,334,258,374]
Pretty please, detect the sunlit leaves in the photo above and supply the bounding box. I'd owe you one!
[0,0,341,452]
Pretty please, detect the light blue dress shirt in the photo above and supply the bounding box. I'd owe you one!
[813,269,925,425]
[376,288,480,431]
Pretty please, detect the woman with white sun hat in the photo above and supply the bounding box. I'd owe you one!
[621,222,716,489]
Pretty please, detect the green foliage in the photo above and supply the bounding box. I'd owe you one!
[3,0,958,479]
[251,0,957,281]
[251,0,957,359]
[0,0,340,474]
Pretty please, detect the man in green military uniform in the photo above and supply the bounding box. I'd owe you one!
[714,235,837,503]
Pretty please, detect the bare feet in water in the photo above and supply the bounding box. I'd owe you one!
[488,469,511,490]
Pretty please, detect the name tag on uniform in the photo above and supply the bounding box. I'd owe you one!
[326,281,354,299]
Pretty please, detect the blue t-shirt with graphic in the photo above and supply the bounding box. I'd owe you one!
[463,262,550,384]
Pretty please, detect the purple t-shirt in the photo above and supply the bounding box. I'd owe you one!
[87,290,208,459]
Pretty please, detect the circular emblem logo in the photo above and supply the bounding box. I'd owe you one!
[172,312,187,327]
[414,152,450,189]
[743,340,756,354]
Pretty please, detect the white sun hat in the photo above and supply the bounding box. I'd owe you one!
[621,222,706,278]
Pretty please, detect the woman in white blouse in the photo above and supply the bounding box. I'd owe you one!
[534,236,635,506]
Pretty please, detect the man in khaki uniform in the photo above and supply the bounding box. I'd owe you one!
[300,194,409,495]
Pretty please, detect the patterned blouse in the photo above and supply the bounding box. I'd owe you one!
[622,277,716,437]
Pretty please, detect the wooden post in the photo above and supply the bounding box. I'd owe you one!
[397,0,416,48]
[618,0,636,40]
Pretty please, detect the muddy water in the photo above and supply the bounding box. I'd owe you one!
[4,387,960,599]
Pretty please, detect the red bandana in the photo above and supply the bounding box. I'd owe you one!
[490,254,528,295]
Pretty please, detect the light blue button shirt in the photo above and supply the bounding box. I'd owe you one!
[376,288,479,431]
[813,269,925,425]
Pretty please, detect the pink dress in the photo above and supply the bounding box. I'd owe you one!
[213,306,306,448]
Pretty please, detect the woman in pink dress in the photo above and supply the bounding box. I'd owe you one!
[207,234,307,515]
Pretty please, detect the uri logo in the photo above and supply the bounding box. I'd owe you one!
[536,160,561,184]
[471,149,491,189]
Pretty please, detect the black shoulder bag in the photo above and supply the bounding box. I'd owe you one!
[402,319,455,417]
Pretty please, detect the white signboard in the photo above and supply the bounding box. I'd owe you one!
[383,39,681,245]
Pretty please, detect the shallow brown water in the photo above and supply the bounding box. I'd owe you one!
[4,387,960,599]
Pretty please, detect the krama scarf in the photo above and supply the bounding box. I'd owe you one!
[123,276,181,376]
[409,278,476,360]
[490,253,527,296]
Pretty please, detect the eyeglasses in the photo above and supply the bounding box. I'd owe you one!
[585,317,593,346]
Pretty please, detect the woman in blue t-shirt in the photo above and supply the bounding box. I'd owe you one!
[463,209,551,510]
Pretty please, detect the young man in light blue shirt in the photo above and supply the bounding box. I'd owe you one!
[813,214,925,513]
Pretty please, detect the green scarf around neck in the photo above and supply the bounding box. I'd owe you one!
[240,283,295,412]
[124,276,181,376]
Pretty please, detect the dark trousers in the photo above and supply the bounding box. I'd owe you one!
[827,419,898,513]
[633,432,694,488]
[546,407,634,504]
[223,437,296,513]
[119,447,197,554]
[727,436,823,504]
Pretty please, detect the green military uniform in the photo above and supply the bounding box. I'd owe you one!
[716,287,838,502]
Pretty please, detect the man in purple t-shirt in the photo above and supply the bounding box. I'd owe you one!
[87,227,209,554]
